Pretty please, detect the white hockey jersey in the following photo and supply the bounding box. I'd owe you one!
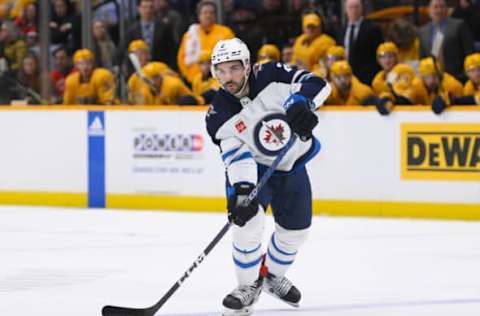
[206,61,331,185]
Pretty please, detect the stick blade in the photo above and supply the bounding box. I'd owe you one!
[102,305,155,316]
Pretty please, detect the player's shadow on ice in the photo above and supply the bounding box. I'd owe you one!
[162,297,480,315]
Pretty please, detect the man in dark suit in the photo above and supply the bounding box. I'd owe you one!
[419,0,475,83]
[122,0,175,68]
[337,0,383,85]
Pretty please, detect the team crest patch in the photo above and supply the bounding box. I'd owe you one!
[254,113,292,156]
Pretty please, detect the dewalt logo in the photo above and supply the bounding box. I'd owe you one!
[401,123,480,181]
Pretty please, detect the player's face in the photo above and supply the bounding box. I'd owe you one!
[135,48,151,66]
[332,74,352,93]
[422,74,440,92]
[378,53,397,72]
[76,59,94,78]
[467,67,480,84]
[214,61,247,95]
[326,55,343,69]
[303,24,320,38]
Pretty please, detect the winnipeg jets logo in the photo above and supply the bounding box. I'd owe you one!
[262,121,286,145]
[254,113,292,156]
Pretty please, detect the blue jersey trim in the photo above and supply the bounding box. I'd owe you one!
[222,146,241,161]
[231,151,253,164]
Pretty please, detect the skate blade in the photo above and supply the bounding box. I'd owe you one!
[222,306,254,316]
[263,288,300,308]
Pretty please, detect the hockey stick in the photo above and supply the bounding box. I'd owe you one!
[102,134,298,316]
[128,53,159,94]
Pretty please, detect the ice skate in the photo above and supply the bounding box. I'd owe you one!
[263,272,301,307]
[222,279,262,316]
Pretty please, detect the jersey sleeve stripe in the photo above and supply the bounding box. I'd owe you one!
[222,146,241,161]
[230,151,253,164]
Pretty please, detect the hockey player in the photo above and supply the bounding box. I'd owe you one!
[257,44,281,64]
[206,38,331,315]
[431,53,480,113]
[129,61,203,105]
[464,53,480,98]
[325,60,375,105]
[418,57,463,104]
[292,13,336,71]
[191,50,221,104]
[63,49,116,105]
[312,45,346,80]
[371,42,399,96]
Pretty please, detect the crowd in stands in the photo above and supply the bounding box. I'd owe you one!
[0,0,478,114]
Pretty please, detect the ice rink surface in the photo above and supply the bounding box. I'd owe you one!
[1,205,480,316]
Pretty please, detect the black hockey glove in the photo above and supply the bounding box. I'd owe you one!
[284,93,318,141]
[227,183,259,227]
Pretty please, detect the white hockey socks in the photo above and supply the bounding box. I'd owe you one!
[265,224,309,277]
[232,207,265,285]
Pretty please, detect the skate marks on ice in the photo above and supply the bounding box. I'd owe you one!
[160,297,480,315]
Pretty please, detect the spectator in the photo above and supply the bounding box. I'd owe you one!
[0,20,27,73]
[154,0,184,46]
[372,42,399,96]
[257,0,290,49]
[285,0,309,39]
[25,30,39,55]
[257,44,281,63]
[325,60,375,105]
[418,56,463,104]
[191,50,220,104]
[50,46,73,103]
[64,48,116,105]
[229,3,263,64]
[281,43,294,65]
[16,52,41,104]
[338,0,383,85]
[129,62,203,105]
[14,2,37,35]
[0,0,32,20]
[177,0,234,83]
[312,45,345,80]
[451,0,480,46]
[50,0,77,46]
[92,20,116,69]
[292,13,335,71]
[419,0,475,83]
[123,0,175,68]
[386,19,419,64]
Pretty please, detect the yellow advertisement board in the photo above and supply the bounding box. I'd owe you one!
[401,123,480,181]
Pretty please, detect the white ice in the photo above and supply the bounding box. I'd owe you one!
[1,205,480,316]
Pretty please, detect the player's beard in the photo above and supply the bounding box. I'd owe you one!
[224,79,243,95]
